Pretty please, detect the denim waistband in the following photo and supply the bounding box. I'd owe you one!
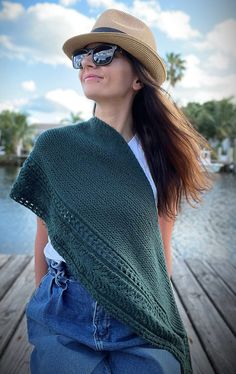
[45,257,78,286]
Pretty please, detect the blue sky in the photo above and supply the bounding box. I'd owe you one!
[0,0,236,123]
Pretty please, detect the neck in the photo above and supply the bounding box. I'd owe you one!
[94,104,135,143]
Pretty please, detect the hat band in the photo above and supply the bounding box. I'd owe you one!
[92,27,126,34]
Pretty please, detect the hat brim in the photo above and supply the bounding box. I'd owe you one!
[62,32,166,86]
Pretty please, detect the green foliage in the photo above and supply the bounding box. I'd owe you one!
[60,112,83,125]
[0,110,36,155]
[165,52,186,88]
[182,97,236,141]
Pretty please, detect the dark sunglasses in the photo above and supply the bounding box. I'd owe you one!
[72,44,123,69]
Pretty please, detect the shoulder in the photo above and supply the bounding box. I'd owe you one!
[33,120,89,150]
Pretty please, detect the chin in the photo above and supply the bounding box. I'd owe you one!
[84,94,99,101]
[83,91,105,102]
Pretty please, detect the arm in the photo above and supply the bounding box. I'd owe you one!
[158,213,176,279]
[34,217,49,287]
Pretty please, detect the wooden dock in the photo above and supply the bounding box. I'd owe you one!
[0,253,235,374]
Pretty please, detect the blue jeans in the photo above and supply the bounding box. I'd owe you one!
[26,258,181,374]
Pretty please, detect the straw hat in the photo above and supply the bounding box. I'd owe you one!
[62,9,167,86]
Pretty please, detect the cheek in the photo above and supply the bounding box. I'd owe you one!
[115,69,134,92]
[115,61,135,87]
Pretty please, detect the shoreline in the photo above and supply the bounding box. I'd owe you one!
[0,155,27,167]
[0,155,235,172]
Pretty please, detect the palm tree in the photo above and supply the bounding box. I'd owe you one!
[182,97,236,141]
[165,52,186,93]
[60,112,83,125]
[0,110,36,156]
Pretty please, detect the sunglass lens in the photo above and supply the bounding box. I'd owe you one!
[72,45,117,68]
[93,45,115,65]
[73,49,88,68]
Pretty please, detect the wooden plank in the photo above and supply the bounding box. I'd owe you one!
[0,255,32,301]
[207,259,236,296]
[171,282,215,374]
[0,315,32,374]
[0,254,12,269]
[172,255,236,374]
[186,258,236,335]
[0,258,35,358]
[0,253,235,374]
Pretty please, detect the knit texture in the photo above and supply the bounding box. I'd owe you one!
[9,116,193,374]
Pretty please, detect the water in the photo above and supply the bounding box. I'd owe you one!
[172,172,236,263]
[1,165,236,263]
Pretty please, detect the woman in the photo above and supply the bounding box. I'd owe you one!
[9,8,212,374]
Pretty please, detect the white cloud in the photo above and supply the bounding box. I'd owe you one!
[59,0,79,6]
[133,0,200,40]
[0,1,24,20]
[0,34,30,60]
[21,80,36,92]
[168,53,236,105]
[177,87,236,107]
[87,0,200,40]
[0,0,201,68]
[87,0,127,10]
[155,10,200,40]
[45,88,94,117]
[0,0,235,119]
[178,54,236,90]
[206,52,230,70]
[178,54,207,88]
[0,98,28,112]
[28,111,69,125]
[0,3,94,65]
[194,19,236,58]
[0,89,93,123]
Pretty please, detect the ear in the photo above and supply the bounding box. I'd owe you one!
[132,78,143,92]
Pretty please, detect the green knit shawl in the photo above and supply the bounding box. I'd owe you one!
[9,116,192,374]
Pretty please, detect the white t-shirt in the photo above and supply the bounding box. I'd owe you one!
[44,133,157,262]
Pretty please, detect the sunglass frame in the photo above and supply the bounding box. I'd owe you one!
[72,44,122,69]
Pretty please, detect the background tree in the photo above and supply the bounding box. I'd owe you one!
[165,52,186,92]
[0,110,36,156]
[182,97,236,142]
[60,111,83,125]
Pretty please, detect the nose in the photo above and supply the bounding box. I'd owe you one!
[80,51,96,69]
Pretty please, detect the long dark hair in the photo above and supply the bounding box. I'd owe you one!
[93,51,214,219]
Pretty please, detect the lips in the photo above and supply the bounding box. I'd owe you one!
[84,74,103,81]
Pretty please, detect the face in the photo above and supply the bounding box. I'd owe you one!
[78,43,142,104]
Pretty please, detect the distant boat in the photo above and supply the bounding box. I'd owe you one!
[204,162,224,173]
[0,146,5,156]
[200,149,223,173]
